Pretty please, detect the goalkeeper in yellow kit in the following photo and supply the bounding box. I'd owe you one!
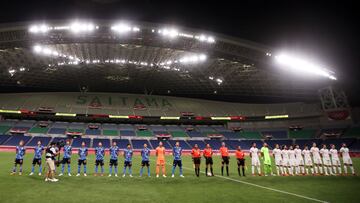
[261,143,274,176]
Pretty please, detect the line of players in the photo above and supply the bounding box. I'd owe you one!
[11,139,356,178]
[250,142,356,176]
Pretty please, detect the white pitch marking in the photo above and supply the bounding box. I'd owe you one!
[172,163,329,203]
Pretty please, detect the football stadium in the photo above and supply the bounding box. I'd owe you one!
[0,2,359,203]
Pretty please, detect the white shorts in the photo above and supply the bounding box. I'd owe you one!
[275,158,282,166]
[313,157,322,165]
[331,158,341,166]
[296,158,304,166]
[304,158,313,166]
[289,159,296,166]
[343,157,353,165]
[322,158,331,166]
[282,159,289,167]
[252,158,260,166]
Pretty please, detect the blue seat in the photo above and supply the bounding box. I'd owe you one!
[131,140,151,149]
[0,135,11,145]
[26,137,52,146]
[48,128,67,134]
[3,135,31,146]
[85,129,101,135]
[168,140,191,149]
[71,138,91,148]
[93,138,111,148]
[187,140,206,149]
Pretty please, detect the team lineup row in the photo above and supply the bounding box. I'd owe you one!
[10,140,356,180]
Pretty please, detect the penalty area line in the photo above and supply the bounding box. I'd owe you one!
[176,164,329,203]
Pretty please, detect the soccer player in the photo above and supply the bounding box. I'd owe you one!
[329,144,342,175]
[76,141,88,176]
[320,144,333,175]
[302,145,314,175]
[288,145,297,175]
[203,143,214,176]
[219,142,230,176]
[191,144,201,177]
[140,143,151,177]
[156,141,166,178]
[30,140,44,176]
[94,142,105,176]
[11,140,26,175]
[310,142,323,175]
[109,141,119,177]
[123,144,133,177]
[273,144,283,176]
[236,146,246,176]
[281,145,290,176]
[261,143,273,176]
[59,140,72,176]
[249,142,261,176]
[171,141,184,178]
[339,143,355,175]
[294,144,305,175]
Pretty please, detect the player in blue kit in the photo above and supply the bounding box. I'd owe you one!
[30,141,44,176]
[139,143,151,177]
[94,142,105,176]
[108,141,119,177]
[59,140,72,176]
[11,140,26,175]
[171,141,184,178]
[123,144,133,177]
[76,142,88,177]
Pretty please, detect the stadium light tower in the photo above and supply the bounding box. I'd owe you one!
[274,53,336,80]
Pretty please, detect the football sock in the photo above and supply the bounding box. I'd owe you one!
[221,166,224,176]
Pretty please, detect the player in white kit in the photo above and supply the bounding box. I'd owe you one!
[339,143,355,175]
[281,145,290,176]
[249,143,261,176]
[329,144,342,175]
[294,144,305,175]
[320,144,333,175]
[288,145,296,176]
[272,144,283,176]
[310,143,323,175]
[302,145,314,175]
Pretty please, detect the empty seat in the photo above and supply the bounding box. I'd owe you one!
[26,137,51,146]
[103,130,119,136]
[168,140,191,149]
[289,129,316,139]
[3,135,31,146]
[239,131,262,139]
[131,140,151,150]
[93,138,111,148]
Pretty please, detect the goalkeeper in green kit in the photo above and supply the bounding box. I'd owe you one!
[261,143,274,176]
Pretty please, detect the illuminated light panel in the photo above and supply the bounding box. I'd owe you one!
[274,53,336,80]
[0,109,21,114]
[210,117,231,120]
[160,116,180,120]
[29,24,50,33]
[69,22,96,33]
[33,45,81,62]
[109,115,129,119]
[111,23,140,33]
[265,115,289,119]
[55,113,76,117]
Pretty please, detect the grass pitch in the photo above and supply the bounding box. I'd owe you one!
[0,152,359,203]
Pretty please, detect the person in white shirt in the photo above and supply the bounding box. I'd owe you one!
[249,143,261,176]
[281,145,290,176]
[288,145,296,175]
[329,144,342,174]
[310,143,323,175]
[272,144,283,176]
[302,145,314,175]
[339,143,355,175]
[294,145,305,175]
[320,144,333,175]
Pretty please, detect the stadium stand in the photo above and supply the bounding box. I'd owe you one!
[289,129,316,139]
[120,130,136,137]
[205,140,222,149]
[131,140,151,149]
[72,138,91,148]
[26,136,51,146]
[93,138,111,148]
[239,131,263,139]
[187,140,206,149]
[149,140,172,149]
[169,131,189,138]
[265,139,293,149]
[294,139,322,148]
[0,135,11,145]
[28,127,49,134]
[3,135,32,146]
[168,140,191,149]
[261,130,288,139]
[112,139,131,149]
[343,127,360,138]
[238,140,263,149]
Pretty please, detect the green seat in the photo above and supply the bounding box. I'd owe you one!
[67,128,84,133]
[343,127,360,138]
[103,129,119,136]
[289,129,316,139]
[170,131,188,137]
[137,130,153,137]
[0,126,11,134]
[202,131,218,136]
[28,127,49,134]
[239,131,262,139]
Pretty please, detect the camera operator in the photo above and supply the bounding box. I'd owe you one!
[45,142,59,182]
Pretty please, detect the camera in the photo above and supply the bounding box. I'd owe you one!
[55,140,66,167]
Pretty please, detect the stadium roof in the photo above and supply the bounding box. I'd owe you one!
[0,20,337,103]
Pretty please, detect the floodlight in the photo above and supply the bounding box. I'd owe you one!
[274,53,336,80]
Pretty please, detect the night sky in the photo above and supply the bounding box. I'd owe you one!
[1,0,359,106]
